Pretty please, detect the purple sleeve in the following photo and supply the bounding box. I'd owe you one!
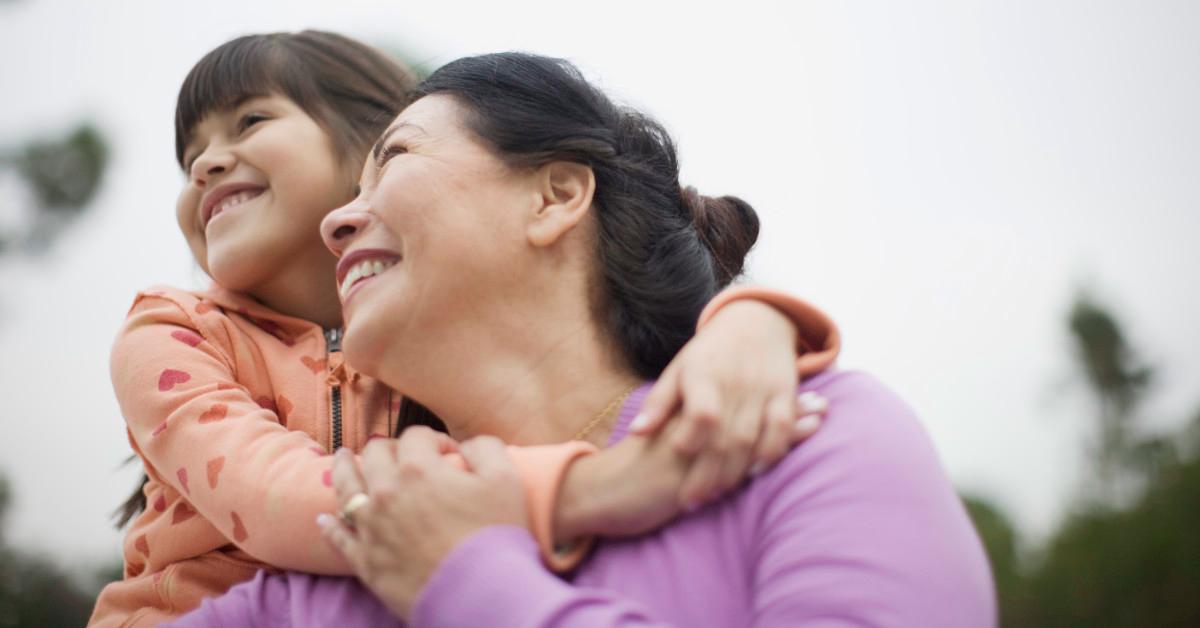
[166,569,400,628]
[413,372,996,628]
[746,371,996,626]
[411,526,674,627]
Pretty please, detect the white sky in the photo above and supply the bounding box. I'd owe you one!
[1,0,1198,573]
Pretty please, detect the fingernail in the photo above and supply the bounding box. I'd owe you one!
[316,513,334,528]
[793,414,821,438]
[797,392,828,414]
[749,461,767,477]
[629,413,649,432]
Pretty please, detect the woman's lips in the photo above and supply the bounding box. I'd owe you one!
[337,250,403,303]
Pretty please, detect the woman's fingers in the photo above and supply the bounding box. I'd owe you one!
[317,511,363,565]
[331,447,368,504]
[360,437,403,495]
[457,435,515,480]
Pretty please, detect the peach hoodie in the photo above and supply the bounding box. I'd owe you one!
[89,285,596,627]
[90,284,840,627]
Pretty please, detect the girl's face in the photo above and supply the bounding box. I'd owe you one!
[177,94,351,295]
[319,95,537,382]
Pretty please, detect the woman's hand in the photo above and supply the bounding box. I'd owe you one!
[317,427,528,620]
[631,299,826,508]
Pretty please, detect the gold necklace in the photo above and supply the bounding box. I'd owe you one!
[573,383,638,441]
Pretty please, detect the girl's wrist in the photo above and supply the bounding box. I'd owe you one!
[553,452,608,540]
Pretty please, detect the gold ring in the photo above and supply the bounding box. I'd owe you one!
[339,492,370,525]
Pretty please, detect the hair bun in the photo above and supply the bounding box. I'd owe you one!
[681,186,760,286]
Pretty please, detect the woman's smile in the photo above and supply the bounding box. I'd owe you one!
[336,249,403,305]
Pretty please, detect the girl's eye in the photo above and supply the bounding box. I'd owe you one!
[237,112,269,132]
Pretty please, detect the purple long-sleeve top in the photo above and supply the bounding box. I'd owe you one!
[170,370,997,627]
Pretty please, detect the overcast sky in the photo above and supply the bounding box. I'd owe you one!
[1,0,1198,572]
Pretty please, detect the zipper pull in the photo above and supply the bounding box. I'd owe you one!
[324,327,343,354]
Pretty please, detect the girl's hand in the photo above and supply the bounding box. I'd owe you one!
[318,427,528,620]
[631,300,826,508]
[554,388,827,541]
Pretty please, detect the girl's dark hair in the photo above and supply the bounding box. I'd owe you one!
[414,52,759,377]
[117,31,419,529]
[398,53,759,431]
[174,30,420,170]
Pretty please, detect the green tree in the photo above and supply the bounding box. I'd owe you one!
[0,472,96,627]
[1068,296,1155,507]
[0,122,110,254]
[985,296,1200,626]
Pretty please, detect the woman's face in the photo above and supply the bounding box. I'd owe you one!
[320,95,538,381]
[177,94,351,294]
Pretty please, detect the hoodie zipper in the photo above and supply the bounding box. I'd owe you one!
[325,327,344,451]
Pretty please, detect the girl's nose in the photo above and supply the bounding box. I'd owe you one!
[321,201,373,258]
[190,145,236,186]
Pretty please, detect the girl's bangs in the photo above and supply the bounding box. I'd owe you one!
[174,36,289,167]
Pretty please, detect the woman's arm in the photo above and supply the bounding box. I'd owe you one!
[319,374,994,628]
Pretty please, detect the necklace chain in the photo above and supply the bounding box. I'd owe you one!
[573,383,638,441]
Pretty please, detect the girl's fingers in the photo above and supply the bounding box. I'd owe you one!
[677,450,723,511]
[631,361,680,435]
[749,391,797,475]
[668,382,723,457]
[791,414,822,442]
[797,391,828,416]
[789,392,828,444]
[710,398,766,497]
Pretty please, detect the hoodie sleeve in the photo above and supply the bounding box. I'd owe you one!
[112,290,594,575]
[697,285,841,377]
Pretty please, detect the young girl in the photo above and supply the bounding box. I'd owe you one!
[90,31,839,627]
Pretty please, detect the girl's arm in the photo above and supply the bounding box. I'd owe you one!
[113,289,590,575]
[552,286,839,541]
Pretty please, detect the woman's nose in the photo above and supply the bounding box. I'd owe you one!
[321,201,373,257]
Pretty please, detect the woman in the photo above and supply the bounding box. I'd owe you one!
[176,52,995,627]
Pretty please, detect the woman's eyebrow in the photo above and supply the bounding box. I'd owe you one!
[372,122,426,162]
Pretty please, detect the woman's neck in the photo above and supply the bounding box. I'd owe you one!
[409,309,641,447]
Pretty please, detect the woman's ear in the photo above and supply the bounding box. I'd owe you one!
[527,161,595,248]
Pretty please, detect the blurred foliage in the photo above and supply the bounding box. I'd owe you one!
[0,472,101,627]
[0,122,110,254]
[965,294,1200,626]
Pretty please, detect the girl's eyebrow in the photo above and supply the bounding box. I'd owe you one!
[372,122,426,162]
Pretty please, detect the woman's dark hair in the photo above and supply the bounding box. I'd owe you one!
[415,52,759,377]
[398,53,759,430]
[117,31,420,529]
[174,30,420,170]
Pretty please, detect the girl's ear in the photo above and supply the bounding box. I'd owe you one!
[527,161,595,248]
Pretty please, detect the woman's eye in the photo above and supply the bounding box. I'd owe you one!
[380,145,407,165]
